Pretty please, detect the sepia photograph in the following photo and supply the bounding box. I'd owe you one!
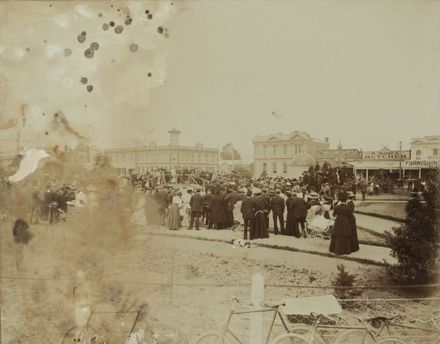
[0,0,439,343]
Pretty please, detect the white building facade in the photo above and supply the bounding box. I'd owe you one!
[253,131,329,178]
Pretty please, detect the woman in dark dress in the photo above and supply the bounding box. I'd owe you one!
[211,190,227,229]
[347,193,360,253]
[329,192,359,255]
[252,189,269,239]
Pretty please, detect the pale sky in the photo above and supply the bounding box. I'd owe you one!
[1,0,440,161]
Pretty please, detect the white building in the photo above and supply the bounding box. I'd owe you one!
[253,131,329,178]
[104,129,219,175]
[410,136,440,160]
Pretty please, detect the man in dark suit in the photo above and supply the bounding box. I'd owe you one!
[240,191,255,240]
[270,189,285,235]
[261,189,271,228]
[290,192,308,238]
[189,188,203,230]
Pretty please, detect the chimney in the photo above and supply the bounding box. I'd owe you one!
[168,128,181,147]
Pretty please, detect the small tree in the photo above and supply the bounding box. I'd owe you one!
[385,170,439,284]
[220,143,241,161]
[333,264,363,300]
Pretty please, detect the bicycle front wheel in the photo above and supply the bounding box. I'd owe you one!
[194,332,231,344]
[375,338,408,344]
[271,333,312,344]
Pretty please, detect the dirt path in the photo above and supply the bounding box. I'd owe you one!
[1,220,439,343]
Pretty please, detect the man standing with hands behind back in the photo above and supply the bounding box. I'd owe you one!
[270,189,285,235]
[241,191,255,240]
[189,188,203,230]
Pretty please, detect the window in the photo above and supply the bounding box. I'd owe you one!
[433,149,438,156]
[416,150,421,159]
[263,162,267,172]
[283,162,287,173]
[273,162,277,173]
[283,145,287,154]
[273,145,276,155]
[263,146,267,156]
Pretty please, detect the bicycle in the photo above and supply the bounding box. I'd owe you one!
[194,297,314,344]
[271,312,348,344]
[63,268,188,344]
[276,314,440,344]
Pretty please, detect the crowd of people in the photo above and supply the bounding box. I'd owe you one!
[122,162,361,255]
[6,160,424,257]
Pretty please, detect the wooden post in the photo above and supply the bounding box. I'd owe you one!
[250,273,264,344]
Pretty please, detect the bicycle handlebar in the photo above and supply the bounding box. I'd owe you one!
[353,314,400,324]
[410,317,440,329]
[310,312,336,323]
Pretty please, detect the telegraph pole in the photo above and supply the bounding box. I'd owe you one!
[399,141,402,179]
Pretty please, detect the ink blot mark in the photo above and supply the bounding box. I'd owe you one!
[147,14,153,20]
[86,85,94,93]
[148,72,152,77]
[98,13,103,17]
[90,42,99,51]
[64,48,72,57]
[52,111,87,140]
[103,23,110,31]
[45,131,49,135]
[84,48,94,58]
[129,43,138,52]
[80,77,88,84]
[157,26,164,34]
[114,25,124,34]
[25,47,31,52]
[77,33,86,43]
[109,21,115,27]
[145,10,150,14]
[124,17,132,25]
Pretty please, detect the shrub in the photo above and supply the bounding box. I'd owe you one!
[385,170,440,284]
[333,264,363,300]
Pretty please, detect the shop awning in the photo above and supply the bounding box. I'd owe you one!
[352,160,421,170]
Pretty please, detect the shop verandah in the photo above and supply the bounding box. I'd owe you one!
[352,160,439,180]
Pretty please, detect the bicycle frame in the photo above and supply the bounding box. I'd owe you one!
[219,300,290,344]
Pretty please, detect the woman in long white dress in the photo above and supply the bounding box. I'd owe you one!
[130,188,147,227]
[168,191,183,230]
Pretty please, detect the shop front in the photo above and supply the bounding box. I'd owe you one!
[353,160,439,180]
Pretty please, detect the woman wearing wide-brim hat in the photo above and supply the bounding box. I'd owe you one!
[168,191,183,230]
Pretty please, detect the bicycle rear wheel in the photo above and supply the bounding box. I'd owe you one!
[375,338,408,344]
[270,333,312,344]
[332,329,374,344]
[194,332,231,344]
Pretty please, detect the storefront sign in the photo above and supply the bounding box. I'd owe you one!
[404,160,440,168]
